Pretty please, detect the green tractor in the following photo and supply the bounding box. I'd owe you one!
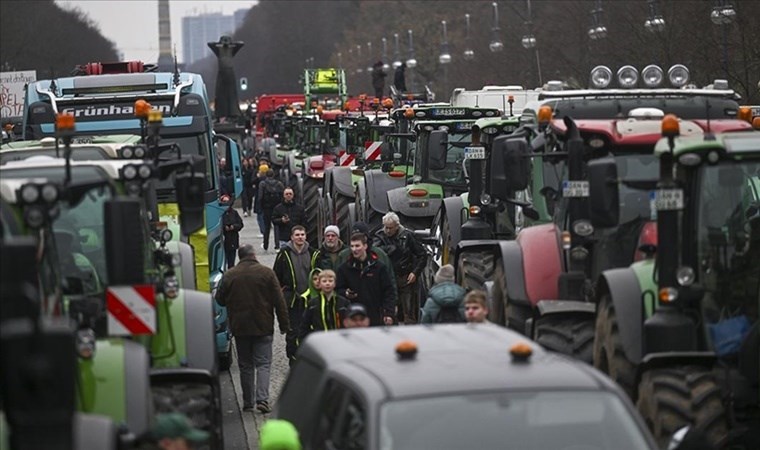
[0,124,224,447]
[589,121,759,447]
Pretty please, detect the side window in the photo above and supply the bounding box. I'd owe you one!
[313,380,367,450]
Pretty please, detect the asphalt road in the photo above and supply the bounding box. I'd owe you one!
[219,207,290,450]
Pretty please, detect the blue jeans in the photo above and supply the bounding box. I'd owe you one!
[257,213,266,234]
[235,334,273,407]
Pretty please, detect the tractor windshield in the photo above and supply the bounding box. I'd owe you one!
[696,160,760,311]
[416,130,471,188]
[615,153,659,224]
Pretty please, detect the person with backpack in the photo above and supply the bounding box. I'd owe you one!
[421,264,466,324]
[257,169,285,252]
[272,188,305,250]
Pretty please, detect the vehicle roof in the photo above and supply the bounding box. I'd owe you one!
[655,130,760,158]
[299,324,616,399]
[0,157,133,181]
[29,72,204,99]
[2,135,140,150]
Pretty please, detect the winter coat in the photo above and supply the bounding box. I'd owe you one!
[272,201,306,239]
[297,292,350,342]
[421,282,467,324]
[373,226,427,277]
[273,241,316,308]
[336,244,397,291]
[222,208,244,249]
[313,240,346,271]
[215,258,289,336]
[394,65,407,92]
[371,65,386,92]
[336,252,396,326]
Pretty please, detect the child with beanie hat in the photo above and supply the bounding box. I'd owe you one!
[421,264,466,323]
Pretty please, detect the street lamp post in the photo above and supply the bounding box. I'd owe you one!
[588,0,608,40]
[366,41,374,74]
[463,13,475,61]
[521,0,542,87]
[382,37,390,73]
[392,33,402,69]
[439,20,452,99]
[489,2,504,52]
[644,0,666,65]
[711,0,736,80]
[406,29,417,92]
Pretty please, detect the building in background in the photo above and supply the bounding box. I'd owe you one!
[182,10,247,65]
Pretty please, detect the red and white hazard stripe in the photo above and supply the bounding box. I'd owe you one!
[107,285,157,336]
[339,150,355,166]
[364,141,382,161]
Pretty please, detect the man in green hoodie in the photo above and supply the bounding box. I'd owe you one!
[273,225,316,364]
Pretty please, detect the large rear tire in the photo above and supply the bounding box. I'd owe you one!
[333,192,352,242]
[534,315,594,363]
[441,212,453,267]
[303,177,322,249]
[593,293,637,397]
[637,367,728,449]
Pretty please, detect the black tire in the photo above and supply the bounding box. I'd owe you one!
[593,293,637,397]
[218,352,232,372]
[534,315,595,363]
[365,205,382,232]
[333,192,352,242]
[153,382,223,449]
[441,212,453,267]
[347,203,357,239]
[637,367,728,449]
[303,177,322,248]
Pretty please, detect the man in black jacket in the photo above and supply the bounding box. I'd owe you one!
[221,196,244,268]
[373,212,427,324]
[336,233,396,326]
[272,188,305,249]
[257,169,284,251]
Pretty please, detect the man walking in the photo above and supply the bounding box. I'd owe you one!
[336,233,396,326]
[373,212,427,324]
[272,188,305,249]
[215,245,289,414]
[273,225,316,364]
[221,195,243,269]
[313,225,345,271]
[258,169,285,252]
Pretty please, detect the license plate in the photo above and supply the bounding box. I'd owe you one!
[464,146,486,160]
[71,136,94,144]
[652,189,684,211]
[562,180,589,198]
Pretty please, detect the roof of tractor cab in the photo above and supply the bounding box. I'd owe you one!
[655,131,760,158]
[298,324,617,399]
[1,157,134,181]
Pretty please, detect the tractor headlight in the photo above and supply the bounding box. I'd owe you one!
[138,164,153,179]
[123,165,138,180]
[20,184,40,203]
[40,183,59,203]
[668,64,690,88]
[24,206,45,228]
[572,220,594,237]
[676,266,695,286]
[617,65,639,88]
[160,229,173,242]
[570,246,589,262]
[133,146,147,158]
[641,65,664,88]
[121,146,135,159]
[480,193,492,206]
[76,328,96,359]
[590,65,612,89]
[164,276,179,299]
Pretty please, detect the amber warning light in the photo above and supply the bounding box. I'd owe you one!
[55,113,75,131]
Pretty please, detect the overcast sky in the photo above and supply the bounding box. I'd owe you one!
[56,0,258,64]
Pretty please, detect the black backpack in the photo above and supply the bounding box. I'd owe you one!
[261,179,284,208]
[435,304,465,323]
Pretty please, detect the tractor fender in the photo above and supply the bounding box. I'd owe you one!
[536,300,596,317]
[364,169,404,215]
[182,289,217,374]
[121,340,152,437]
[331,166,356,198]
[454,239,530,308]
[74,413,118,450]
[165,241,197,291]
[442,196,464,252]
[387,187,441,219]
[515,223,562,307]
[597,268,645,363]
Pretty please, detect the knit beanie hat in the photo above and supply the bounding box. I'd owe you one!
[324,225,340,236]
[434,264,455,284]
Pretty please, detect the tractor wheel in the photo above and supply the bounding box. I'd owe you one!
[593,293,637,397]
[153,382,223,449]
[333,192,352,242]
[534,315,595,363]
[303,177,322,249]
[365,206,382,233]
[637,367,728,449]
[440,212,453,267]
[347,203,357,240]
[218,351,232,372]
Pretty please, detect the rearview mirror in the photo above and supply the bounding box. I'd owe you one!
[175,172,206,236]
[491,136,530,199]
[427,130,447,171]
[588,157,619,228]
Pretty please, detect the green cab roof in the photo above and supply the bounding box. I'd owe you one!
[655,131,760,159]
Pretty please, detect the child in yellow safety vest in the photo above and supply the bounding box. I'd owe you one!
[297,270,350,342]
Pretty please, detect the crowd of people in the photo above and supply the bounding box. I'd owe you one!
[214,143,488,419]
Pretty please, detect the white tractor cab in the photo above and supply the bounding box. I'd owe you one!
[451,85,540,117]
